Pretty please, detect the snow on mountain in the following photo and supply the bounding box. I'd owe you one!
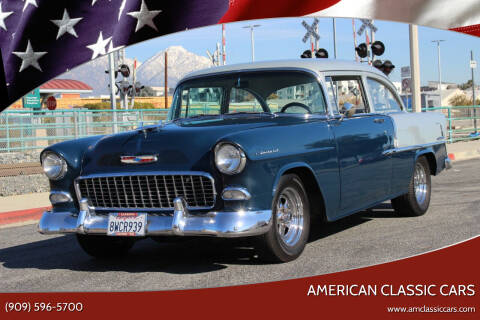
[60,46,212,97]
[136,46,212,88]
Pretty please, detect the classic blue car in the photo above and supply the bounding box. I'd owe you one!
[38,60,451,262]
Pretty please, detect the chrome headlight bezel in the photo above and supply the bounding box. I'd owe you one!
[41,151,68,180]
[214,142,247,175]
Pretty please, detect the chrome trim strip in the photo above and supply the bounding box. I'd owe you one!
[74,171,217,212]
[49,191,73,204]
[222,187,252,201]
[382,141,446,156]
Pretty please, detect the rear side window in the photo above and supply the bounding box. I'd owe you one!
[366,78,403,113]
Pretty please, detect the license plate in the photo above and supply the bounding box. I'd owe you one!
[107,213,146,236]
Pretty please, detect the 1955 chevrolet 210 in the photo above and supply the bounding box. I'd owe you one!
[38,60,451,262]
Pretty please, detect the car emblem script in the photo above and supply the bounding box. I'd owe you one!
[120,155,158,164]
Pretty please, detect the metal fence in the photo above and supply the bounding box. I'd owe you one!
[422,105,479,143]
[0,105,479,152]
[0,109,168,152]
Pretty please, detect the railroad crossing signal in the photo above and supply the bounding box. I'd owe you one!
[302,18,320,43]
[357,19,377,36]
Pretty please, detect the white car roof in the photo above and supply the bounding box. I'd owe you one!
[183,59,387,80]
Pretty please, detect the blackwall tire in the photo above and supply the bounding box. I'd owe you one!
[391,156,431,217]
[76,234,135,258]
[256,174,310,262]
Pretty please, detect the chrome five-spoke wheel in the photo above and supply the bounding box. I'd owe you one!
[276,187,304,248]
[257,174,310,262]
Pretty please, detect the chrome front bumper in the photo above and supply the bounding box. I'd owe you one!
[38,198,272,238]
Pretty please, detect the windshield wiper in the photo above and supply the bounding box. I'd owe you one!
[173,114,221,122]
[223,112,273,115]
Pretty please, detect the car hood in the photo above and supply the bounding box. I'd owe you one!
[80,115,306,175]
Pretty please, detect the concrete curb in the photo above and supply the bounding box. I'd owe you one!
[0,207,50,228]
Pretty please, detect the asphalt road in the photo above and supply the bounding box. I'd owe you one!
[1,159,479,292]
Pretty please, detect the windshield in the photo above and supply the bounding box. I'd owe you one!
[168,71,327,120]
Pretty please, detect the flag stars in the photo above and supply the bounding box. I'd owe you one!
[12,40,47,72]
[22,0,38,12]
[127,0,161,32]
[51,9,83,39]
[86,31,111,59]
[0,2,13,31]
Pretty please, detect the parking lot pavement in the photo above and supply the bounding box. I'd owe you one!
[0,159,478,292]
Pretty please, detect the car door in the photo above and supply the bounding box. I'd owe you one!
[325,75,393,216]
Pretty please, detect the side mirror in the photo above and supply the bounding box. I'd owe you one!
[342,102,356,118]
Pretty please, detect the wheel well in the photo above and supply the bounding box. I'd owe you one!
[283,167,327,222]
[420,153,437,176]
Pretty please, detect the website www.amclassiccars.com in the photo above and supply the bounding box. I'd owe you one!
[387,305,476,313]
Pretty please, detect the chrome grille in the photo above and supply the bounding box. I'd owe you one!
[76,173,215,210]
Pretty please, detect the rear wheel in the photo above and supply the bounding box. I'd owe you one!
[76,234,135,258]
[391,157,431,217]
[256,174,310,262]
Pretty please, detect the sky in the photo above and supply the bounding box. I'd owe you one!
[126,17,480,86]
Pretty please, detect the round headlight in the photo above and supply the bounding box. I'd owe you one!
[41,152,67,180]
[214,143,246,175]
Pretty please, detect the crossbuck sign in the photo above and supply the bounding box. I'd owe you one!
[302,18,320,43]
[357,19,377,36]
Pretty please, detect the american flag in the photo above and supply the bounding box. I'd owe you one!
[0,0,478,111]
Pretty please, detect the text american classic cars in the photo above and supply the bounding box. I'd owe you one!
[38,60,451,262]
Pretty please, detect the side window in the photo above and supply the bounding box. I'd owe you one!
[329,76,368,114]
[228,88,263,113]
[266,81,327,114]
[366,78,403,113]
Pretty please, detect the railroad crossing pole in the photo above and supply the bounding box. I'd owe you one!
[165,51,168,109]
[108,52,118,133]
[471,50,477,134]
[409,24,422,113]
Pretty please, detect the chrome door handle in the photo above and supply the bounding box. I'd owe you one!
[373,118,384,124]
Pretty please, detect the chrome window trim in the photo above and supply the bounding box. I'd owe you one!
[382,141,446,156]
[74,171,216,212]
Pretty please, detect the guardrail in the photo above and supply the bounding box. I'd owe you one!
[1,105,479,152]
[421,105,479,143]
[0,109,168,152]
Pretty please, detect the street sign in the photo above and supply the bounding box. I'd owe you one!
[402,78,411,94]
[46,96,57,110]
[22,88,41,109]
[302,18,320,43]
[401,66,411,78]
[357,19,377,36]
[470,60,477,69]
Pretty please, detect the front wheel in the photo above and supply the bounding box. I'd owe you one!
[76,234,135,258]
[256,174,310,262]
[391,156,431,217]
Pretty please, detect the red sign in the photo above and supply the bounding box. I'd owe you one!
[46,96,57,110]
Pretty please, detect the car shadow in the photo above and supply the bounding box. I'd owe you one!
[0,203,396,274]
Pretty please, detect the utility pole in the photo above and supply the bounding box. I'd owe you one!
[222,24,226,65]
[164,51,168,109]
[471,50,478,134]
[243,24,260,62]
[432,40,445,106]
[409,24,422,112]
[108,52,118,133]
[333,18,337,59]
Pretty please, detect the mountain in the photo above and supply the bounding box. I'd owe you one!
[59,46,212,97]
[136,46,212,88]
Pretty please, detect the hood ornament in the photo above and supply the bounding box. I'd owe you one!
[121,155,158,164]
